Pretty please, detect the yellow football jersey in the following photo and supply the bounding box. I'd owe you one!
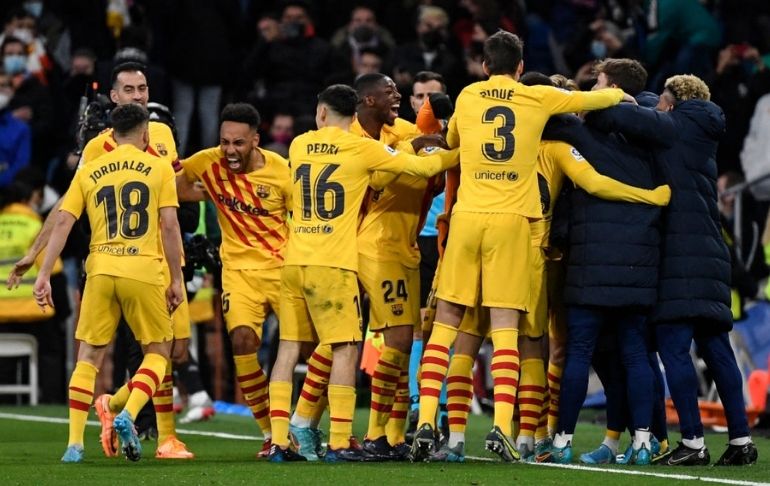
[446,75,623,218]
[532,140,671,248]
[286,126,458,271]
[352,118,427,269]
[82,121,178,169]
[61,144,178,285]
[181,147,291,270]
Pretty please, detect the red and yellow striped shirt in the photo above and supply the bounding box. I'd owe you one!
[181,147,292,270]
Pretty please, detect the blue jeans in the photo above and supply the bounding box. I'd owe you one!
[557,306,654,435]
[656,321,749,440]
[172,79,222,157]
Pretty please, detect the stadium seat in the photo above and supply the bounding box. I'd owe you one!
[0,334,38,405]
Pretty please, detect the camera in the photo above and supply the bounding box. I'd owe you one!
[75,93,112,155]
[183,234,222,282]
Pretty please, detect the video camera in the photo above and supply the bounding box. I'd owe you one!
[74,85,112,156]
[183,234,222,282]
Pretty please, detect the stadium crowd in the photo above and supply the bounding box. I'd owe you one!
[0,0,768,468]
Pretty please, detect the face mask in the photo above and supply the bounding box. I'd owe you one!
[0,92,10,110]
[591,40,608,59]
[3,55,27,75]
[281,22,305,41]
[11,28,34,45]
[272,133,292,145]
[420,30,444,50]
[24,1,43,18]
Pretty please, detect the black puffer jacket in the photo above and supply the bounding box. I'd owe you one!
[586,99,732,330]
[542,95,663,308]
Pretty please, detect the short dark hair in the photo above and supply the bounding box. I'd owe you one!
[110,61,147,87]
[413,71,446,92]
[519,71,554,87]
[1,36,25,54]
[110,104,149,136]
[318,84,358,117]
[483,31,524,76]
[220,103,261,130]
[594,58,647,96]
[354,72,388,96]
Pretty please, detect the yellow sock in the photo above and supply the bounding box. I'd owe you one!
[385,367,410,445]
[124,353,167,419]
[311,393,328,427]
[536,388,550,442]
[295,344,332,422]
[417,322,457,428]
[109,382,130,412]
[446,354,474,436]
[67,361,97,446]
[366,346,406,439]
[547,362,562,435]
[269,381,292,448]
[607,429,622,441]
[490,327,520,437]
[518,358,546,440]
[328,384,356,450]
[153,361,175,443]
[234,354,271,437]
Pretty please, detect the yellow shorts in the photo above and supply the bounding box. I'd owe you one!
[160,266,190,340]
[436,212,531,310]
[76,275,173,346]
[280,265,363,345]
[358,255,420,332]
[546,258,568,345]
[519,247,547,338]
[222,267,281,339]
[457,301,490,337]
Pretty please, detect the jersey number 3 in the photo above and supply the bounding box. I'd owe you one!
[95,181,150,240]
[295,163,345,221]
[482,106,516,162]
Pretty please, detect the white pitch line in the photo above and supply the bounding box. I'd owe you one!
[1,411,767,485]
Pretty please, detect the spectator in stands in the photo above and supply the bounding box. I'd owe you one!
[0,67,31,189]
[263,112,294,158]
[392,6,464,97]
[21,0,71,72]
[329,4,395,71]
[326,46,386,87]
[1,35,53,171]
[0,7,53,85]
[245,1,331,118]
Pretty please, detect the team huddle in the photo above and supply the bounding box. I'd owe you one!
[7,30,759,467]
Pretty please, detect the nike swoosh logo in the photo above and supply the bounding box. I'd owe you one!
[667,450,701,464]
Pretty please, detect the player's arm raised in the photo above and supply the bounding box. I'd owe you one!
[555,143,671,206]
[540,85,631,115]
[585,104,678,148]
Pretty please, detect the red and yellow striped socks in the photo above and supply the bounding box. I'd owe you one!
[234,354,271,437]
[367,346,406,439]
[489,328,520,437]
[269,381,292,448]
[385,367,410,445]
[294,344,333,425]
[547,362,563,435]
[124,353,167,419]
[328,384,356,450]
[517,358,546,450]
[67,361,98,446]
[153,361,175,443]
[445,354,474,446]
[417,322,457,428]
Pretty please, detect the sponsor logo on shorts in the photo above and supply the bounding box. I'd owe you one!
[294,224,334,234]
[474,169,518,182]
[391,303,404,316]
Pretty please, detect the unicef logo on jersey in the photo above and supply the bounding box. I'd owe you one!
[474,169,518,182]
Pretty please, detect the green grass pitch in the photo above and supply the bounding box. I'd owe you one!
[1,405,769,485]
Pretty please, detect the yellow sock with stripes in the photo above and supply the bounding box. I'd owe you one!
[417,322,457,429]
[294,344,332,424]
[109,382,130,412]
[125,353,167,419]
[328,384,356,450]
[269,381,292,448]
[446,354,474,443]
[490,327,520,437]
[547,362,563,435]
[153,361,175,443]
[385,367,410,445]
[311,393,328,427]
[234,354,271,437]
[518,358,546,441]
[67,361,97,446]
[537,387,551,442]
[366,346,406,439]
